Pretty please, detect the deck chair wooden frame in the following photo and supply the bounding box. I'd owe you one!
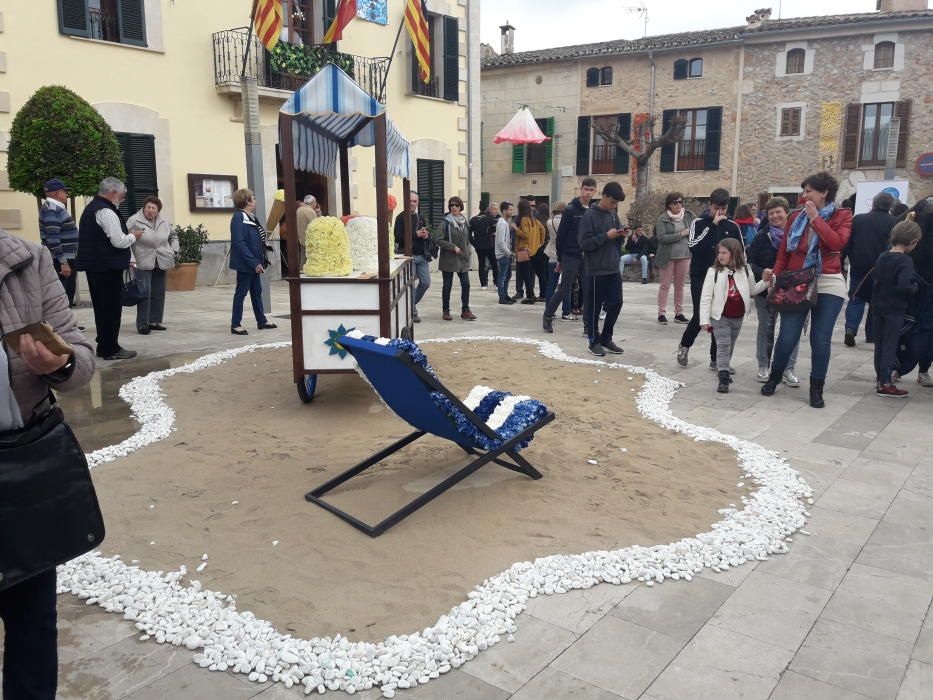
[305,344,554,538]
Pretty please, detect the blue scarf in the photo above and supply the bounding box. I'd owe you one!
[787,202,836,274]
[768,224,785,250]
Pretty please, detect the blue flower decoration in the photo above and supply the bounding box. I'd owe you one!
[324,324,355,359]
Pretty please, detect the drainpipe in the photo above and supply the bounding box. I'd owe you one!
[647,51,656,193]
[731,45,745,196]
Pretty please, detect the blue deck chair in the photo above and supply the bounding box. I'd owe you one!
[305,335,555,537]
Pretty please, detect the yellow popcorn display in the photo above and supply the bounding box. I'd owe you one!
[303,216,353,277]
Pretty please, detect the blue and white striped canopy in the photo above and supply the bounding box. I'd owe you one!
[279,63,411,179]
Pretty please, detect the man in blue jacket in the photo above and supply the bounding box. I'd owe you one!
[38,179,79,305]
[578,181,627,357]
[543,177,597,333]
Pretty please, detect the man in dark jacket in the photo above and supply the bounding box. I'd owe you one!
[843,191,895,347]
[38,178,79,306]
[677,188,743,368]
[469,203,499,289]
[393,191,431,322]
[543,177,597,333]
[578,181,626,357]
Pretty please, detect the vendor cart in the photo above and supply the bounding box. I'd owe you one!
[279,64,416,402]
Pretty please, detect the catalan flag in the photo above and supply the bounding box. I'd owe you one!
[253,0,283,51]
[323,0,357,43]
[405,0,431,84]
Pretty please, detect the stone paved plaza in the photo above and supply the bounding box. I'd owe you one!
[2,274,931,699]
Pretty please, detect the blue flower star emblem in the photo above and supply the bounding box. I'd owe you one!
[323,324,355,359]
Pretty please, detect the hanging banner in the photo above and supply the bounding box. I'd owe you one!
[357,0,388,25]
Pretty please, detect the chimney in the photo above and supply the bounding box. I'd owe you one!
[746,7,772,29]
[500,22,515,55]
[877,0,927,11]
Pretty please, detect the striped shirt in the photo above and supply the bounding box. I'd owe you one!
[38,198,79,263]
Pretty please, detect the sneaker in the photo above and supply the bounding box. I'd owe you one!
[561,314,577,321]
[498,298,516,305]
[844,331,856,347]
[521,298,536,305]
[602,340,624,354]
[676,345,689,367]
[512,293,524,301]
[461,310,477,320]
[137,326,151,335]
[102,348,137,360]
[148,323,167,331]
[674,314,689,324]
[658,314,668,325]
[480,286,488,291]
[543,315,554,333]
[918,372,933,387]
[641,278,648,285]
[443,312,453,321]
[756,367,770,383]
[782,369,800,387]
[876,383,909,398]
[588,342,606,357]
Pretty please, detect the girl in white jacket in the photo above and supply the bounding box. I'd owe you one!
[700,238,772,393]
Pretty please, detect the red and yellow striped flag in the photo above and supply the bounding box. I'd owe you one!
[253,0,283,50]
[323,0,357,43]
[405,0,431,83]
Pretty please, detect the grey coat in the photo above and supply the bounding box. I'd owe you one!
[434,214,472,273]
[127,209,179,271]
[654,210,696,268]
[0,229,95,421]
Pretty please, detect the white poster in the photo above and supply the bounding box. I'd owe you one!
[854,180,909,215]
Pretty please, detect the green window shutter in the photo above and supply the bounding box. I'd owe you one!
[416,158,445,231]
[512,144,525,174]
[544,117,555,172]
[118,0,146,47]
[614,113,631,174]
[116,132,158,218]
[659,110,676,172]
[575,116,591,175]
[480,192,490,211]
[703,107,722,171]
[443,16,459,102]
[59,0,89,38]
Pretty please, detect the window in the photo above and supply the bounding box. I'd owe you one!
[874,41,895,69]
[416,159,444,231]
[785,48,805,74]
[114,132,158,219]
[58,0,147,47]
[673,59,687,80]
[411,13,459,101]
[600,67,613,85]
[586,68,600,87]
[689,58,703,78]
[512,118,554,174]
[843,101,911,169]
[659,107,722,173]
[586,67,612,87]
[780,107,802,137]
[574,115,630,175]
[279,0,311,45]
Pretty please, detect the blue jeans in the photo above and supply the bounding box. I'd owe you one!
[620,253,649,279]
[771,293,845,381]
[231,271,267,328]
[844,268,872,338]
[412,255,431,311]
[497,257,513,301]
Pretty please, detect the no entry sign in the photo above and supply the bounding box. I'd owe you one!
[917,153,933,177]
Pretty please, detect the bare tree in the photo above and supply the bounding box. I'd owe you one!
[592,113,686,202]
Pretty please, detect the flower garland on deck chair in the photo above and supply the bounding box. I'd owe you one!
[343,332,548,451]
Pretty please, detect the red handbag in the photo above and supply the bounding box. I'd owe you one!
[766,267,818,311]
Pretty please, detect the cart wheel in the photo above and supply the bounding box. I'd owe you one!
[297,374,317,403]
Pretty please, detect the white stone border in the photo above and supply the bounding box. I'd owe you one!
[59,337,812,698]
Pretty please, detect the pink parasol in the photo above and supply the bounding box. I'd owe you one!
[493,106,551,144]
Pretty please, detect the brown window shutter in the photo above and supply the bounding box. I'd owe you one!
[791,108,801,135]
[895,99,911,168]
[842,103,861,169]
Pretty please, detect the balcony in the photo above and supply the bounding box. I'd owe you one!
[213,28,389,102]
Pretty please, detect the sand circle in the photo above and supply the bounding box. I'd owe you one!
[89,339,744,641]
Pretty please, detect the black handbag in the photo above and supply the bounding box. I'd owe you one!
[766,267,818,312]
[121,269,146,307]
[0,403,105,593]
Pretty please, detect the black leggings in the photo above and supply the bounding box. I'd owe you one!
[442,270,471,312]
[517,260,536,298]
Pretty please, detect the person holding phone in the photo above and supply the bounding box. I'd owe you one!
[127,196,178,335]
[1,223,95,700]
[229,188,276,335]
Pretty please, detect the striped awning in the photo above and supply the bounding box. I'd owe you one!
[279,63,411,179]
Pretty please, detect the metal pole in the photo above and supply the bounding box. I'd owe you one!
[378,16,407,102]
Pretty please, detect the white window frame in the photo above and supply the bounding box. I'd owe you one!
[862,32,905,72]
[775,41,814,77]
[775,102,806,141]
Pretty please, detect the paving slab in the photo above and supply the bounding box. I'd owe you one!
[812,395,905,450]
[897,659,933,700]
[459,615,577,693]
[839,457,914,490]
[510,667,623,699]
[820,562,932,644]
[708,571,832,652]
[790,617,913,699]
[902,462,933,500]
[524,581,639,635]
[816,476,903,520]
[551,616,683,700]
[913,613,933,665]
[122,663,262,699]
[645,625,792,700]
[56,596,138,664]
[768,670,872,699]
[859,518,933,582]
[609,576,733,642]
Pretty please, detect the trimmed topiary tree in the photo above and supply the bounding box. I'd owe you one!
[7,85,125,201]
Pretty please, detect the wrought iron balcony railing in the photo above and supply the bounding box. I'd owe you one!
[213,28,389,102]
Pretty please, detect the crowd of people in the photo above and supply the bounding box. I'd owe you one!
[395,173,933,405]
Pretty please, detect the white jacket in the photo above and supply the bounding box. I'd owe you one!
[699,265,769,326]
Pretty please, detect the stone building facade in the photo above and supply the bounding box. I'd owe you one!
[481,5,933,216]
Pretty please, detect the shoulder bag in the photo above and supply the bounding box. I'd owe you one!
[766,267,818,311]
[121,268,147,307]
[0,401,105,592]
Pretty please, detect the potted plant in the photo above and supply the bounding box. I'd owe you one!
[166,223,209,292]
